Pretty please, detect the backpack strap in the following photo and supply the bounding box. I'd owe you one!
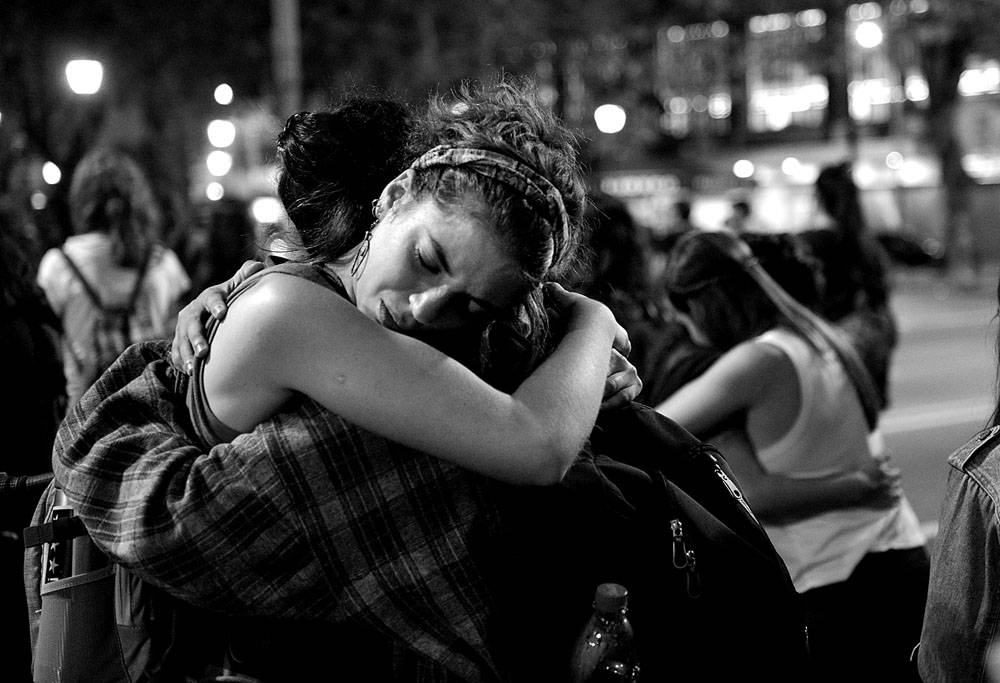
[59,248,105,310]
[59,246,153,315]
[23,515,88,548]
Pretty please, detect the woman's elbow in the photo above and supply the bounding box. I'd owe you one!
[521,441,578,486]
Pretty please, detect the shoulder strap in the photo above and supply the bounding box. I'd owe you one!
[716,234,882,430]
[59,246,153,316]
[59,248,105,309]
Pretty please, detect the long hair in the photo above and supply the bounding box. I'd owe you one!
[663,231,819,350]
[68,149,161,267]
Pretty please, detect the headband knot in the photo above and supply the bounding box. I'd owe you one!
[409,145,571,270]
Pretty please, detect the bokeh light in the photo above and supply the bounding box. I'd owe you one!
[206,150,233,177]
[207,119,236,148]
[42,162,62,185]
[594,104,627,134]
[214,84,234,105]
[65,60,103,95]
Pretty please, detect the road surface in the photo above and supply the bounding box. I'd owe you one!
[881,269,997,541]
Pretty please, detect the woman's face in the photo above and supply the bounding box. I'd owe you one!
[350,194,526,334]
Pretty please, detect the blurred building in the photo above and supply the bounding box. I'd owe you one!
[566,1,1000,261]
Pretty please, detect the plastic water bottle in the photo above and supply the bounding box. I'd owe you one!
[569,583,640,682]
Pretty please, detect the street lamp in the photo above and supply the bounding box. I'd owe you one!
[65,60,103,95]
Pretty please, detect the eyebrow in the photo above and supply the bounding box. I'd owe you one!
[430,236,504,315]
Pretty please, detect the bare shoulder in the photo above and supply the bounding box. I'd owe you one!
[226,271,355,327]
[715,339,788,378]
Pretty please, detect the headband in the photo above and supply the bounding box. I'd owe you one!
[409,145,572,268]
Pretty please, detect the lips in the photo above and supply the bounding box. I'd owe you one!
[379,300,403,332]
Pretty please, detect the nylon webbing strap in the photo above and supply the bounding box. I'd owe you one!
[59,247,153,313]
[23,515,87,548]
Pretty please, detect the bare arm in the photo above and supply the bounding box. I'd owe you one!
[710,429,902,524]
[205,277,624,486]
[655,341,773,436]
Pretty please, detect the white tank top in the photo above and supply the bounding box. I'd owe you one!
[753,327,924,593]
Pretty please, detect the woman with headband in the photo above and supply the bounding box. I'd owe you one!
[37,81,640,681]
[656,229,927,682]
[172,81,639,483]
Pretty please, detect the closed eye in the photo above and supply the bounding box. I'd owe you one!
[415,246,440,274]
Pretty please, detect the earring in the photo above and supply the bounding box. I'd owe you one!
[350,227,373,278]
[351,202,380,278]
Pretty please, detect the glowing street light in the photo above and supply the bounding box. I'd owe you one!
[855,21,883,49]
[594,104,627,134]
[65,60,104,95]
[207,119,236,148]
[206,182,225,201]
[733,159,755,179]
[42,162,62,185]
[206,150,233,177]
[214,83,234,105]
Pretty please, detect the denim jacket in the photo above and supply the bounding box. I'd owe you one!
[918,425,1000,683]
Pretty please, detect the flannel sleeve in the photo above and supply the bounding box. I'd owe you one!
[51,341,336,619]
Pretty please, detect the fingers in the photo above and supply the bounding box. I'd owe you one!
[205,260,265,321]
[172,297,212,374]
[601,350,643,411]
[232,260,266,289]
[601,376,642,410]
[171,260,264,375]
[542,282,573,311]
[201,289,229,321]
[612,323,631,357]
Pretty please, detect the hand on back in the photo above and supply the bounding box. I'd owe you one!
[848,452,903,509]
[171,260,265,373]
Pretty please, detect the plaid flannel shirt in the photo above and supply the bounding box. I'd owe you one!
[50,340,507,681]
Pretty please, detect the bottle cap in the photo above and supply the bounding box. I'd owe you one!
[593,583,628,614]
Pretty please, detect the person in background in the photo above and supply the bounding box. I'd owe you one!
[724,197,753,233]
[917,274,1000,682]
[572,192,717,406]
[656,229,928,683]
[36,149,190,406]
[0,212,65,683]
[799,161,897,408]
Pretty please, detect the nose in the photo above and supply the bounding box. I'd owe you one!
[410,285,453,326]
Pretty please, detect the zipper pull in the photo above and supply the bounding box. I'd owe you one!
[670,518,688,569]
[685,549,703,598]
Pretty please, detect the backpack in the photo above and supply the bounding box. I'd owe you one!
[489,403,811,682]
[59,247,151,390]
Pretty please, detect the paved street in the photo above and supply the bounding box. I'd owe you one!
[880,267,998,540]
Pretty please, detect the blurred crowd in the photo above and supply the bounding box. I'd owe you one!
[0,92,995,680]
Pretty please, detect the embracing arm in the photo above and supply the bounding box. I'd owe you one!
[207,277,625,486]
[657,342,900,520]
[710,429,902,524]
